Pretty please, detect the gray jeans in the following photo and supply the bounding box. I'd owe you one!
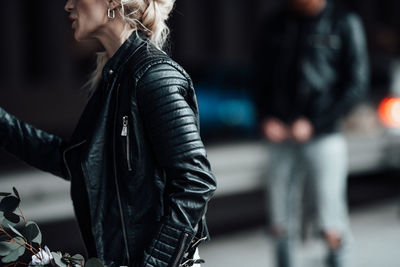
[265,133,351,267]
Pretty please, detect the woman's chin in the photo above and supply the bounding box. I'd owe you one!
[73,29,89,42]
[74,31,95,43]
[74,32,84,42]
[73,30,80,41]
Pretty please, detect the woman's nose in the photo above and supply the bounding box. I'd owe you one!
[64,0,74,12]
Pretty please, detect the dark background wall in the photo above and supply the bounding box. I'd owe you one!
[0,0,399,140]
[0,0,280,140]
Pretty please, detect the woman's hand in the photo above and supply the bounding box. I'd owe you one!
[261,118,290,143]
[290,117,314,143]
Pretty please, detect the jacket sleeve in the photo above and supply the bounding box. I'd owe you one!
[310,13,369,130]
[136,63,216,267]
[0,107,67,179]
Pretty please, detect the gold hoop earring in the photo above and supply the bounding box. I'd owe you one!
[107,8,115,19]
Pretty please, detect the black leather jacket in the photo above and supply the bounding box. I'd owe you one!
[0,31,216,267]
[254,1,369,134]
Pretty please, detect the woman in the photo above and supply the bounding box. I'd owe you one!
[0,0,216,266]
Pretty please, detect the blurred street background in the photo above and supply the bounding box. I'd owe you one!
[1,0,400,266]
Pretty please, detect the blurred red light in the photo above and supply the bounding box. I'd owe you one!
[378,97,400,128]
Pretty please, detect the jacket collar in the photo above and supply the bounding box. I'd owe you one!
[66,31,148,147]
[102,30,148,83]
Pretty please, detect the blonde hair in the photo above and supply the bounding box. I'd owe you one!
[86,0,175,91]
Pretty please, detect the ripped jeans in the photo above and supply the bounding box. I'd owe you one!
[265,133,352,267]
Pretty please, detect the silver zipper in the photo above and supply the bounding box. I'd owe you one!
[121,116,132,171]
[190,236,207,250]
[174,233,189,267]
[113,83,131,266]
[62,140,87,179]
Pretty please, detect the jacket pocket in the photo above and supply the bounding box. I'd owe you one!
[121,115,133,172]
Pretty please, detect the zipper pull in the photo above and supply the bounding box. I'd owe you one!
[121,116,128,136]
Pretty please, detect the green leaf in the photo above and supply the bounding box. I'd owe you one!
[0,241,12,256]
[1,249,20,263]
[0,193,11,197]
[15,242,25,256]
[0,196,20,213]
[1,242,25,263]
[0,236,25,256]
[0,235,7,242]
[4,212,20,224]
[11,237,25,248]
[85,258,106,267]
[0,238,25,261]
[1,216,19,228]
[8,224,24,238]
[12,187,20,200]
[52,252,67,267]
[71,254,85,266]
[24,221,41,243]
[32,228,42,244]
[13,236,25,244]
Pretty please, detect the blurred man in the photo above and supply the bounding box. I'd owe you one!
[253,0,369,267]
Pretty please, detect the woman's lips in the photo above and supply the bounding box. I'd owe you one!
[69,17,77,28]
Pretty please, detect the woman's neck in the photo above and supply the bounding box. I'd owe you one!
[95,18,135,58]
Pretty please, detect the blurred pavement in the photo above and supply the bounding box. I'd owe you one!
[201,199,400,267]
[0,164,399,267]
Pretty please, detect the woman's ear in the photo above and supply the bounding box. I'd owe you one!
[108,0,120,10]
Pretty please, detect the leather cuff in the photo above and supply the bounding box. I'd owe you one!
[142,222,194,267]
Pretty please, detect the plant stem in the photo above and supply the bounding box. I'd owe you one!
[3,261,28,267]
[0,225,13,240]
[69,256,85,267]
[24,241,39,255]
[17,207,26,223]
[29,242,39,254]
[2,230,40,258]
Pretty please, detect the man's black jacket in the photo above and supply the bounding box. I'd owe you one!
[254,1,369,134]
[0,31,216,267]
